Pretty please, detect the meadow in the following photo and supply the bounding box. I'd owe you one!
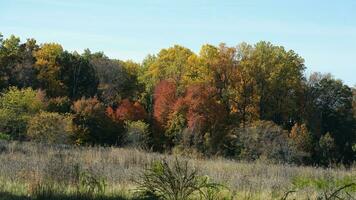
[0,141,355,200]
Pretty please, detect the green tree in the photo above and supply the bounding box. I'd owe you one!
[57,51,98,99]
[305,74,355,164]
[0,87,44,139]
[249,42,305,128]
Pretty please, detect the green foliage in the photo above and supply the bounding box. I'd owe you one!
[77,170,107,196]
[26,111,73,144]
[125,120,150,148]
[135,158,225,200]
[0,87,44,139]
[57,51,99,99]
[0,132,10,140]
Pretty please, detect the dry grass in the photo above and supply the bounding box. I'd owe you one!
[0,141,355,199]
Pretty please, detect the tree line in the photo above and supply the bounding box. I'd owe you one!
[0,33,355,165]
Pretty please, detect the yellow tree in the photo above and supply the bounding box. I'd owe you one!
[228,43,259,127]
[34,43,64,97]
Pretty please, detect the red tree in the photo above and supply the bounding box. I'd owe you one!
[106,99,147,122]
[153,80,177,129]
[184,84,226,137]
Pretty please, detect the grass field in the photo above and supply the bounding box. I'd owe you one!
[0,141,355,200]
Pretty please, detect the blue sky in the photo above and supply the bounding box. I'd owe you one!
[1,0,355,86]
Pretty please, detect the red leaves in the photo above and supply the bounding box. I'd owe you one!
[153,80,177,129]
[153,80,226,134]
[107,99,147,122]
[184,84,226,132]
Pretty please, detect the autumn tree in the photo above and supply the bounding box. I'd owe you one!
[153,80,177,129]
[71,97,125,145]
[34,43,64,97]
[248,42,305,128]
[140,45,201,92]
[183,84,227,153]
[107,99,147,122]
[88,52,139,104]
[228,43,259,127]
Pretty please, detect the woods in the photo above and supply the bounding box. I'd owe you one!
[0,33,355,166]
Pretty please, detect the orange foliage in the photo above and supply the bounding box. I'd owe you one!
[183,84,226,132]
[153,80,177,129]
[107,99,147,122]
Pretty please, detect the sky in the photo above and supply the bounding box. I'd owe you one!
[1,0,356,86]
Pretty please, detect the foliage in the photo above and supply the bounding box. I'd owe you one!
[57,51,99,100]
[153,80,177,130]
[124,120,150,148]
[107,99,147,122]
[223,121,300,163]
[26,111,72,144]
[0,87,44,139]
[135,158,224,200]
[34,43,64,97]
[46,96,72,113]
[71,97,125,145]
[0,33,355,165]
[305,74,355,164]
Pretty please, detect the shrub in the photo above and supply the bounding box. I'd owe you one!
[0,87,44,139]
[26,111,72,144]
[223,120,300,163]
[72,97,125,145]
[135,158,224,200]
[46,96,71,113]
[125,120,150,148]
[0,132,10,141]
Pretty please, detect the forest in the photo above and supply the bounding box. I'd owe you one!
[0,33,355,166]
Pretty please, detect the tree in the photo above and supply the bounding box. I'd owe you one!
[0,87,44,139]
[89,54,138,104]
[153,80,178,130]
[0,35,20,90]
[352,86,356,119]
[198,44,238,114]
[228,43,259,127]
[106,99,147,122]
[141,45,198,91]
[34,43,64,97]
[305,74,355,164]
[9,38,38,88]
[289,123,313,163]
[183,84,227,153]
[57,51,98,99]
[249,42,305,128]
[71,97,125,145]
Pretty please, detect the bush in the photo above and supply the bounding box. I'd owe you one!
[72,97,125,145]
[135,158,224,200]
[125,120,149,148]
[223,120,301,163]
[26,111,72,144]
[46,96,71,113]
[0,87,44,139]
[0,132,10,141]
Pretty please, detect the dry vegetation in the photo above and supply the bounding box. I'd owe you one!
[0,141,355,200]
